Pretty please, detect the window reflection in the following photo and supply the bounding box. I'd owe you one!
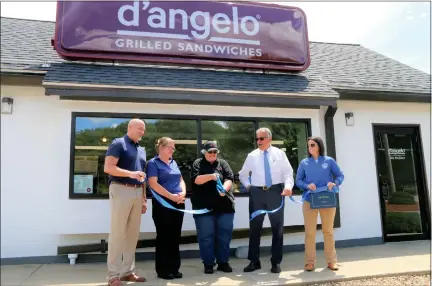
[140,119,198,196]
[72,116,310,197]
[201,120,255,193]
[73,117,198,195]
[74,117,131,195]
[259,121,309,195]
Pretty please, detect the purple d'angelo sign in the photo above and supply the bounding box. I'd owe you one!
[53,1,311,71]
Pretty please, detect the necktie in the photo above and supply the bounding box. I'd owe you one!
[264,150,272,188]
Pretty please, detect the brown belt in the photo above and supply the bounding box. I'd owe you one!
[111,182,143,188]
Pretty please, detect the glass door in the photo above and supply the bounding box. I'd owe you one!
[373,125,430,242]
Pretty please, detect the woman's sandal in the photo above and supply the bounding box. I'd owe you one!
[327,262,339,271]
[304,263,315,271]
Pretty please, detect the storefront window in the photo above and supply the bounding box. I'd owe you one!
[74,117,131,195]
[259,121,309,195]
[73,116,198,197]
[141,119,198,196]
[71,114,310,198]
[201,120,255,193]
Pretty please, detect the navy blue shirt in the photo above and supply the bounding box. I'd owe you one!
[105,135,146,185]
[295,156,344,202]
[146,155,182,194]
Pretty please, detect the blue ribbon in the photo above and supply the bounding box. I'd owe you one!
[249,188,285,222]
[289,185,340,204]
[250,197,285,221]
[150,175,230,214]
[150,189,212,215]
[216,176,236,205]
[216,177,226,194]
[249,186,340,221]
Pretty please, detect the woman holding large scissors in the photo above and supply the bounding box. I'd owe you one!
[296,136,344,272]
[190,141,236,274]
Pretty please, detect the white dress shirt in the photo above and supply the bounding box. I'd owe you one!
[238,145,294,190]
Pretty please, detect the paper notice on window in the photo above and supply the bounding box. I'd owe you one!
[74,156,99,173]
[74,175,94,194]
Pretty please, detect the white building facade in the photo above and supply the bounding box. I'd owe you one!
[1,10,430,263]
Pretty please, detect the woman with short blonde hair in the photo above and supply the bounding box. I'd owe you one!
[147,137,187,280]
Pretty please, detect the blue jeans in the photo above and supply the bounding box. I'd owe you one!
[194,213,234,265]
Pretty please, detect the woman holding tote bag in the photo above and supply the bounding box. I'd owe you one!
[295,136,344,272]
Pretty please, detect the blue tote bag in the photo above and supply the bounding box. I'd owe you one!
[290,186,340,209]
[309,190,338,209]
[308,186,340,209]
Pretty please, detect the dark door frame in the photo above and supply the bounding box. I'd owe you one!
[372,124,431,242]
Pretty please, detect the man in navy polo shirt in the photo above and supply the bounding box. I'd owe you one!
[104,119,147,286]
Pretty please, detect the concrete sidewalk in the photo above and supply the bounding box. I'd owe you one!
[1,241,430,286]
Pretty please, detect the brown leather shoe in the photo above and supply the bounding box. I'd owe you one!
[304,263,315,271]
[327,262,339,271]
[120,273,147,282]
[108,278,122,286]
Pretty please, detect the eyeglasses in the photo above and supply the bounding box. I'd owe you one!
[207,150,218,154]
[256,137,269,141]
[164,146,176,151]
[308,143,316,148]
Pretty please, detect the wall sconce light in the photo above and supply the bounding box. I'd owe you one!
[345,112,354,126]
[1,97,14,114]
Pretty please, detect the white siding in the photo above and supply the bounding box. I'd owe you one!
[1,84,430,258]
[334,100,431,240]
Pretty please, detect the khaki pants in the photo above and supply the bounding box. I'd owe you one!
[107,183,143,281]
[302,202,337,265]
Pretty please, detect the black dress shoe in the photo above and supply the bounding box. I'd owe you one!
[271,264,281,273]
[157,273,174,280]
[217,262,233,273]
[173,271,182,279]
[243,261,261,272]
[204,264,214,274]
